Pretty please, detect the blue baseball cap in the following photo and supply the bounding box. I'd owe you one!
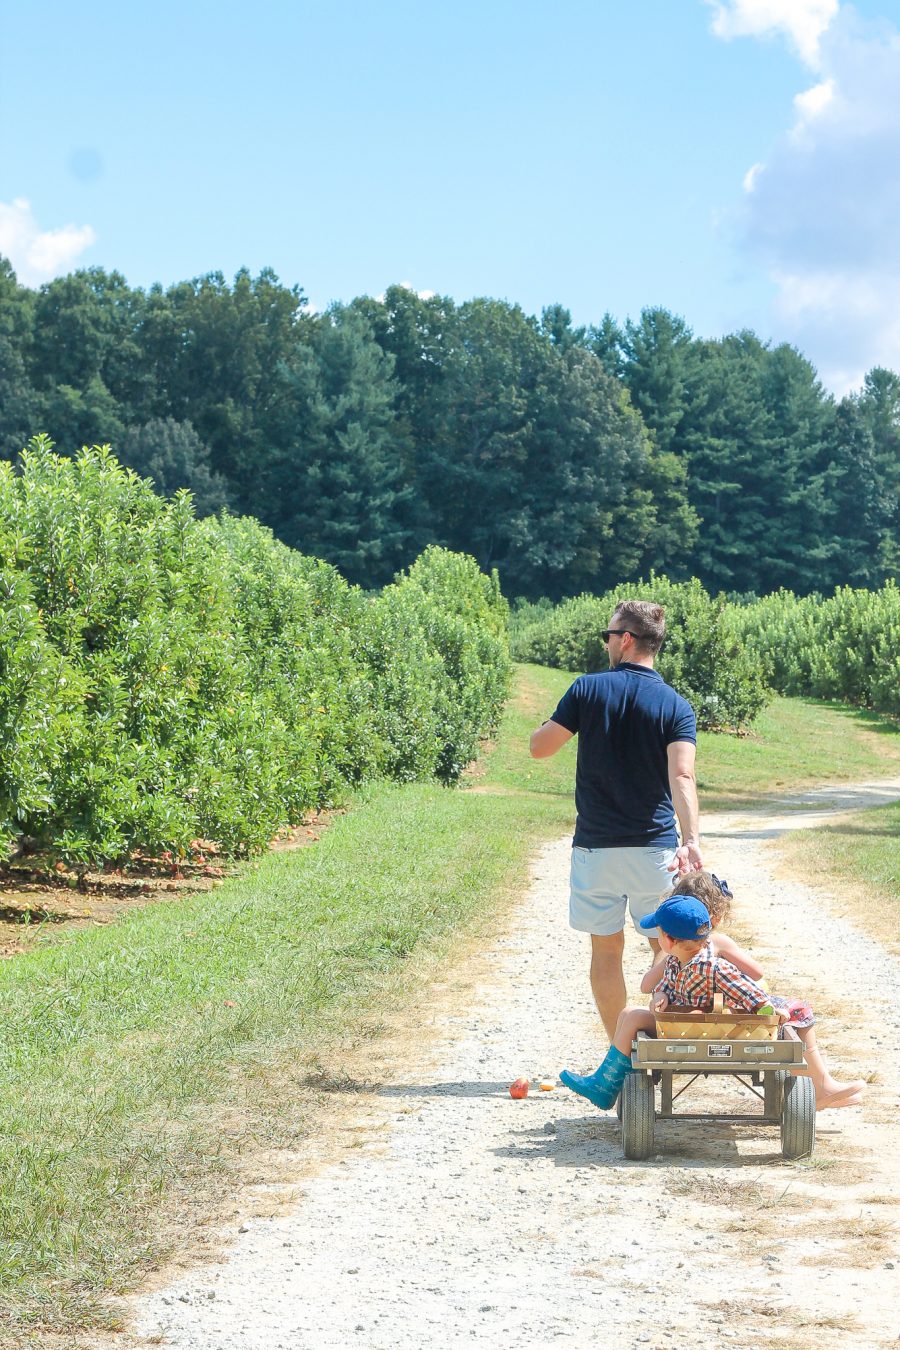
[639,895,711,940]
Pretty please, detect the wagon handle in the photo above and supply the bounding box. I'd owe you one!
[712,993,725,1014]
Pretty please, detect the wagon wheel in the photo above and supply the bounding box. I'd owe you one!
[781,1074,816,1160]
[621,1072,655,1160]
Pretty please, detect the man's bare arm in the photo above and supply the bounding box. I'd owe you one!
[667,739,702,872]
[530,719,574,759]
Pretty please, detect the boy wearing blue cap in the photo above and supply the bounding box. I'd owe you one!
[560,895,784,1110]
[650,871,865,1110]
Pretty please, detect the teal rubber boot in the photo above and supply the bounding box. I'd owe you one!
[560,1047,633,1109]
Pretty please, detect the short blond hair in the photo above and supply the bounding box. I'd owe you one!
[612,600,666,655]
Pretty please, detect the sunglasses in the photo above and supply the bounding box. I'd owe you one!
[600,629,635,642]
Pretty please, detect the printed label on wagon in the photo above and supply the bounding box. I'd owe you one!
[708,1044,733,1058]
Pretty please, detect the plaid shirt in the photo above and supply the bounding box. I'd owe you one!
[655,942,770,1013]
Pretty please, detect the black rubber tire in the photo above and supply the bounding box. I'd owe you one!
[621,1072,655,1160]
[781,1074,816,1160]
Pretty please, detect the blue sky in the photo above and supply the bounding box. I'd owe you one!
[3,0,900,392]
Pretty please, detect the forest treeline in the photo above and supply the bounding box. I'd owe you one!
[1,258,897,600]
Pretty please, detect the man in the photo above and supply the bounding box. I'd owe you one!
[529,599,702,1041]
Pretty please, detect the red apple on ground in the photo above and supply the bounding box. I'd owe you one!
[509,1077,529,1099]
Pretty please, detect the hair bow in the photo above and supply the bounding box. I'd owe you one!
[711,874,733,899]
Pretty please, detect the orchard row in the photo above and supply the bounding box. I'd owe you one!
[0,438,509,860]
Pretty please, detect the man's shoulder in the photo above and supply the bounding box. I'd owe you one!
[640,670,687,700]
[562,671,616,700]
[646,673,696,719]
[573,670,615,688]
[565,667,695,716]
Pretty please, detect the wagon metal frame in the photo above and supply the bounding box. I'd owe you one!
[620,1028,816,1161]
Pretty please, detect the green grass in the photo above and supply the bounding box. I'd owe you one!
[777,800,900,921]
[466,663,576,802]
[697,698,900,810]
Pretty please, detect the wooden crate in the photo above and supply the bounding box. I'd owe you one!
[655,993,779,1042]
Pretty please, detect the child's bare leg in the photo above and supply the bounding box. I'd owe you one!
[787,1026,866,1109]
[612,1007,657,1057]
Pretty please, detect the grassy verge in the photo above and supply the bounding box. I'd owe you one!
[0,779,568,1335]
[697,698,900,810]
[463,663,577,800]
[774,801,900,947]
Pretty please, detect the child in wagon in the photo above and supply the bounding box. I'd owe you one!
[561,889,865,1111]
[658,870,865,1111]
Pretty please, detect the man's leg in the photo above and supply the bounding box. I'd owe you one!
[590,931,626,1041]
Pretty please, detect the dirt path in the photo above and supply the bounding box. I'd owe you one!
[123,781,900,1350]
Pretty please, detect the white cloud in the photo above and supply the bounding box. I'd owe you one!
[705,0,839,67]
[0,198,96,286]
[770,267,900,394]
[710,4,900,392]
[793,76,835,121]
[742,161,764,192]
[398,280,436,300]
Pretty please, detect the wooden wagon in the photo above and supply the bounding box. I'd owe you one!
[619,995,816,1161]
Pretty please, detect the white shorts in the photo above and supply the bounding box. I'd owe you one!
[569,845,677,937]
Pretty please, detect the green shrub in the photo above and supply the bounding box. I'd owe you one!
[0,438,509,858]
[387,547,510,781]
[511,574,771,731]
[722,590,820,695]
[356,587,445,783]
[0,562,85,833]
[508,596,556,645]
[726,581,900,717]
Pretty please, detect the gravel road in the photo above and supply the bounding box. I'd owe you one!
[124,779,900,1350]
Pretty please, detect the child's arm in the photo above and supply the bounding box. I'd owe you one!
[641,956,668,994]
[710,931,765,981]
[713,960,771,1013]
[650,962,677,1013]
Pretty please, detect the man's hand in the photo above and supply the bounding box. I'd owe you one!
[669,841,704,874]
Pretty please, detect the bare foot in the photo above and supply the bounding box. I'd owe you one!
[815,1081,866,1110]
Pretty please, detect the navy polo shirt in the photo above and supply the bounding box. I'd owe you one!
[550,662,696,849]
